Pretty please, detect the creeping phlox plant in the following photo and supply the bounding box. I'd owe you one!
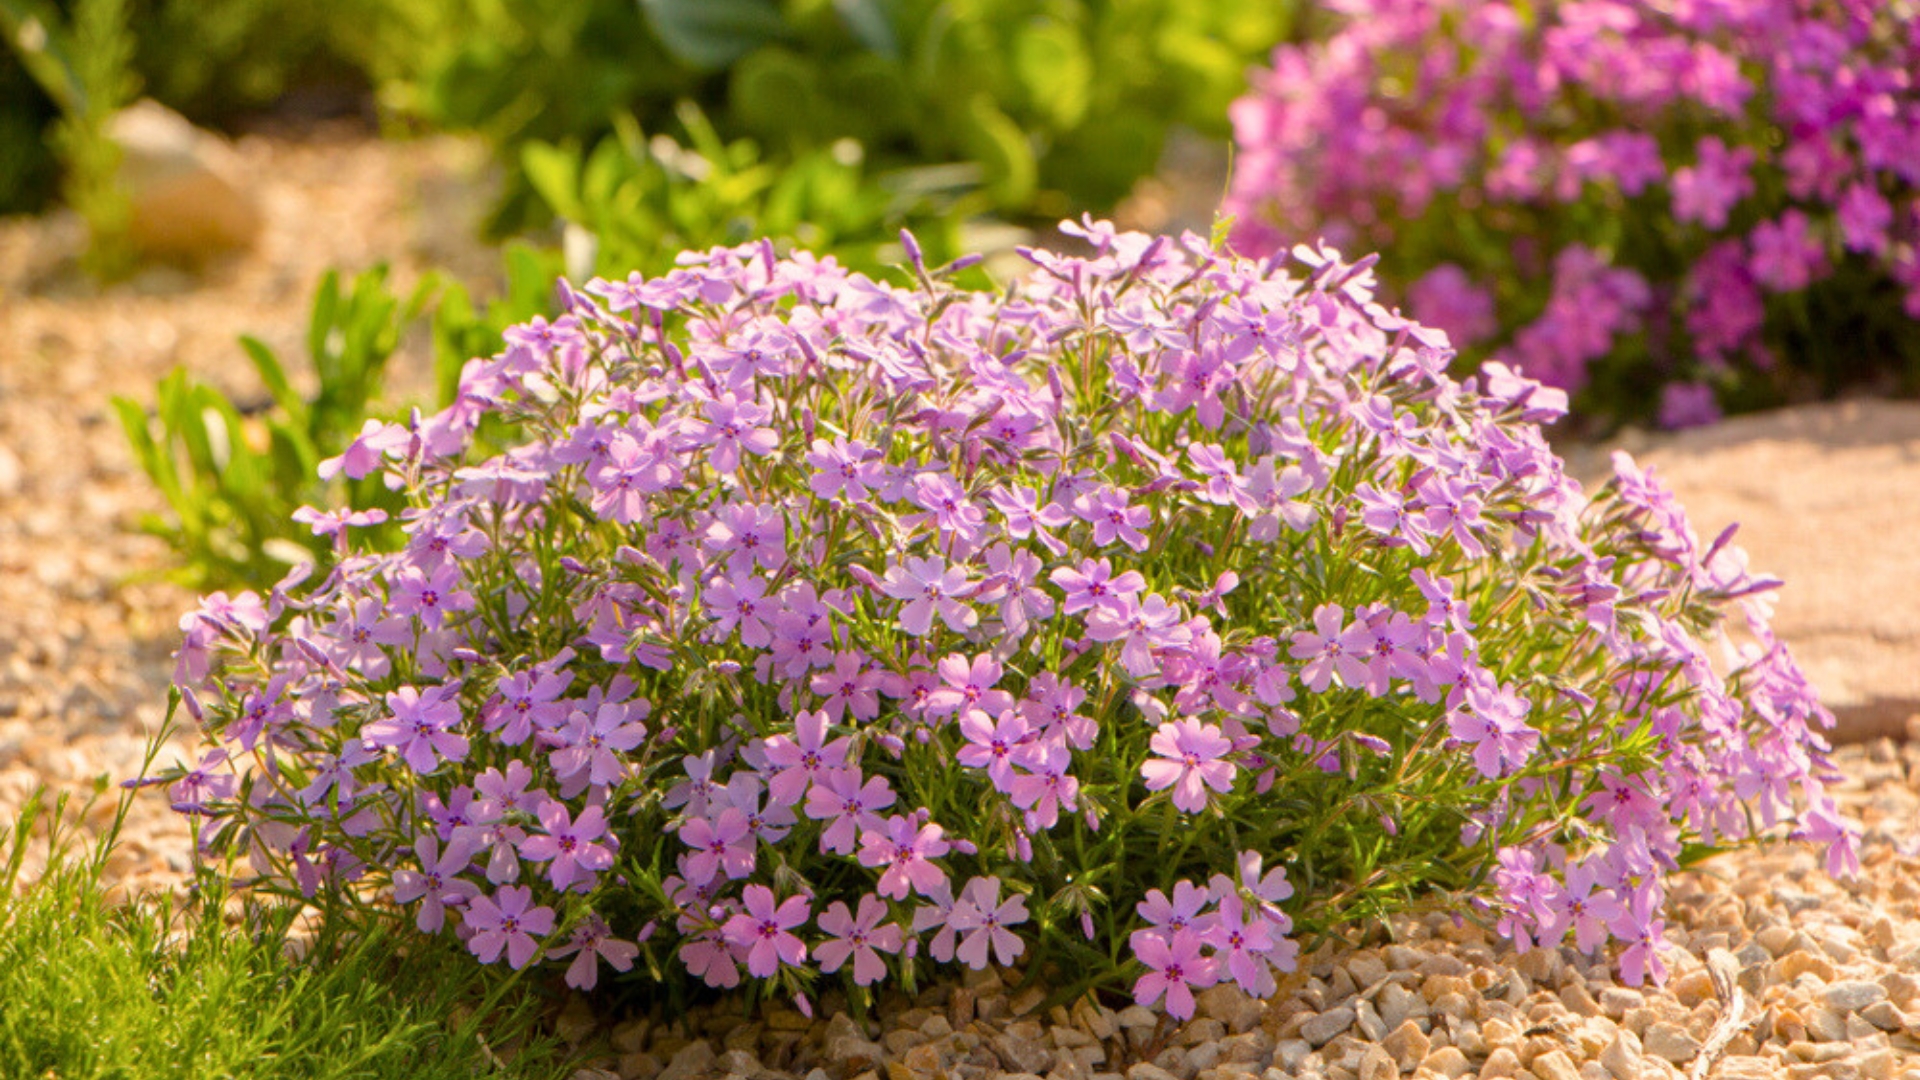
[150,221,1857,1019]
[1226,0,1920,430]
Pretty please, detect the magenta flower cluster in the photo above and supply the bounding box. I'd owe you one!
[152,221,1854,1017]
[1227,0,1920,428]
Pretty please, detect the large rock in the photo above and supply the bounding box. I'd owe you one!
[111,99,262,262]
[1571,400,1920,743]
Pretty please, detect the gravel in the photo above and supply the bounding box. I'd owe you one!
[1,127,1916,1080]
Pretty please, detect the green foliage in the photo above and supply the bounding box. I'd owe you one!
[0,771,574,1078]
[521,105,978,279]
[115,265,469,589]
[0,0,138,275]
[365,0,1295,227]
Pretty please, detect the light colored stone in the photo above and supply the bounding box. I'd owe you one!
[1642,1023,1700,1064]
[1273,1040,1313,1071]
[110,99,263,262]
[658,1041,716,1080]
[1356,1046,1395,1080]
[1600,1030,1642,1080]
[1479,1047,1522,1079]
[1824,981,1888,1013]
[1418,1046,1469,1079]
[1807,1007,1850,1043]
[1531,1050,1582,1080]
[1381,1021,1429,1071]
[1301,1008,1356,1048]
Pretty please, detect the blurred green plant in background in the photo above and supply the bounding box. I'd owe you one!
[1,0,138,276]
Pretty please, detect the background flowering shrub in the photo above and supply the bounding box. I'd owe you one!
[1226,0,1920,430]
[155,223,1855,1018]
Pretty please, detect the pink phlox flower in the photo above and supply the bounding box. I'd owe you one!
[767,582,837,678]
[1187,443,1259,513]
[703,501,787,577]
[391,833,480,934]
[663,752,721,817]
[948,876,1029,969]
[679,807,756,885]
[696,392,779,474]
[988,485,1071,555]
[721,772,798,843]
[1547,860,1623,955]
[1796,789,1862,880]
[1353,482,1434,556]
[911,472,988,547]
[319,418,410,481]
[366,683,469,774]
[1415,475,1487,558]
[1007,738,1079,830]
[1072,486,1152,551]
[1235,850,1296,938]
[1130,927,1218,1019]
[1669,136,1754,229]
[168,748,237,813]
[1202,889,1276,997]
[549,701,649,787]
[292,505,389,538]
[403,513,491,568]
[1019,672,1095,750]
[806,436,881,502]
[481,668,573,745]
[1084,593,1191,678]
[723,885,811,977]
[1137,881,1213,936]
[705,572,774,649]
[679,929,742,989]
[587,429,680,523]
[548,913,640,991]
[809,652,888,722]
[1289,603,1368,692]
[926,653,1015,720]
[1141,718,1236,813]
[805,768,896,855]
[389,562,475,629]
[815,894,905,985]
[1492,847,1560,952]
[762,709,852,804]
[858,814,952,900]
[1607,884,1669,987]
[978,543,1055,641]
[1049,557,1146,617]
[518,801,615,891]
[880,557,977,636]
[1447,683,1538,778]
[1582,770,1663,833]
[295,739,378,808]
[465,885,556,969]
[911,882,961,963]
[956,709,1032,788]
[1358,607,1427,695]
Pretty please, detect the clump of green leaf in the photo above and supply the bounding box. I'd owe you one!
[521,104,981,281]
[1,0,139,277]
[114,264,488,589]
[0,769,575,1078]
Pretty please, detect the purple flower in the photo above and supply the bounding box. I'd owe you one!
[814,895,904,985]
[679,808,756,885]
[548,914,643,991]
[548,701,649,787]
[365,684,469,774]
[1141,719,1236,813]
[391,834,480,933]
[805,769,896,856]
[518,802,615,890]
[1446,684,1538,778]
[879,557,977,636]
[1130,928,1217,1019]
[723,885,810,977]
[761,709,851,804]
[858,815,951,900]
[948,876,1029,969]
[466,886,555,969]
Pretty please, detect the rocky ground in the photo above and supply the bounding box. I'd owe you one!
[0,125,1914,1080]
